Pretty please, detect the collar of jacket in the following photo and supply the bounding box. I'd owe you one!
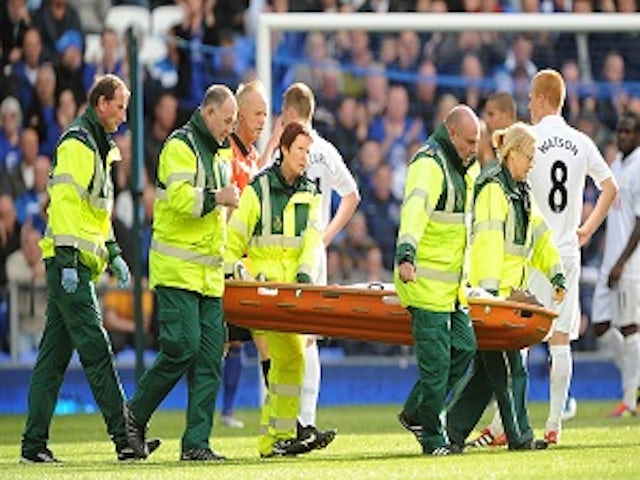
[430,123,469,175]
[190,108,230,150]
[75,106,112,161]
[476,160,529,199]
[270,163,308,194]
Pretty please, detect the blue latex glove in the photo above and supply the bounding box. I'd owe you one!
[111,255,131,288]
[61,267,79,293]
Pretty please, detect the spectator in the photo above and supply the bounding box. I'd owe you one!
[494,34,538,96]
[361,64,389,126]
[0,0,32,68]
[92,27,125,79]
[144,91,178,183]
[14,155,49,234]
[2,127,39,200]
[0,196,21,349]
[325,96,366,168]
[10,28,44,115]
[5,224,46,359]
[315,60,345,135]
[410,60,440,134]
[0,96,23,173]
[596,51,628,132]
[67,0,111,34]
[288,31,331,93]
[56,88,78,131]
[368,84,426,170]
[173,0,209,120]
[336,210,388,283]
[32,0,83,62]
[457,51,489,113]
[339,30,374,98]
[54,29,94,107]
[351,139,383,196]
[24,62,58,158]
[361,163,401,271]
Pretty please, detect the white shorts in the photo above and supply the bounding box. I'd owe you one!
[528,257,581,340]
[592,274,640,328]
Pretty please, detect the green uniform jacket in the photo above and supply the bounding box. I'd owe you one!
[225,163,322,283]
[394,124,476,311]
[150,109,232,297]
[469,161,564,297]
[40,107,121,280]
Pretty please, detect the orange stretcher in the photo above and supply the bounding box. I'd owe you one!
[223,281,558,351]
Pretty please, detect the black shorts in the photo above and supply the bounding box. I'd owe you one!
[226,322,253,342]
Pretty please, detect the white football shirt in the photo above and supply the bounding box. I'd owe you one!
[600,146,640,279]
[529,114,613,259]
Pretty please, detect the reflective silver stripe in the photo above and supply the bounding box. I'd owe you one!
[155,187,167,200]
[479,278,500,291]
[51,233,108,260]
[504,243,530,257]
[193,187,204,217]
[398,234,417,249]
[259,425,270,435]
[165,172,195,187]
[430,211,465,224]
[49,173,87,197]
[151,239,222,267]
[403,187,427,207]
[269,417,297,431]
[532,221,548,241]
[475,219,504,233]
[415,266,461,283]
[271,383,302,396]
[228,215,247,236]
[249,235,303,249]
[307,218,322,233]
[260,176,272,236]
[436,150,455,212]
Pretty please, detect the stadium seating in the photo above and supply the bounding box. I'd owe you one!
[151,5,185,36]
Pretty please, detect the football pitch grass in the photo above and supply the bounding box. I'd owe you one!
[1,401,638,479]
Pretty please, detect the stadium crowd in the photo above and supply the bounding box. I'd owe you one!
[1,0,639,360]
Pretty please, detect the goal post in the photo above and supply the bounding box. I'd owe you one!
[256,12,639,148]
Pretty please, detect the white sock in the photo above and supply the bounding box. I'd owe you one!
[597,327,624,370]
[621,333,640,409]
[547,344,572,432]
[488,401,504,436]
[298,340,321,427]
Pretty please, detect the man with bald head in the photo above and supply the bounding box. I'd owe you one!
[395,105,480,456]
[125,84,239,461]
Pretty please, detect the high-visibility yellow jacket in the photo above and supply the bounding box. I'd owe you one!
[469,161,564,297]
[225,164,322,283]
[40,107,121,280]
[394,124,477,311]
[149,109,233,297]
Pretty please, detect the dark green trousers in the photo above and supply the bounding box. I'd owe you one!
[403,307,477,453]
[129,286,224,451]
[447,350,534,449]
[22,261,127,456]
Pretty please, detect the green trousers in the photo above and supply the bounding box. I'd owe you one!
[403,307,476,453]
[22,261,127,456]
[447,350,534,449]
[258,331,304,456]
[128,286,224,451]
